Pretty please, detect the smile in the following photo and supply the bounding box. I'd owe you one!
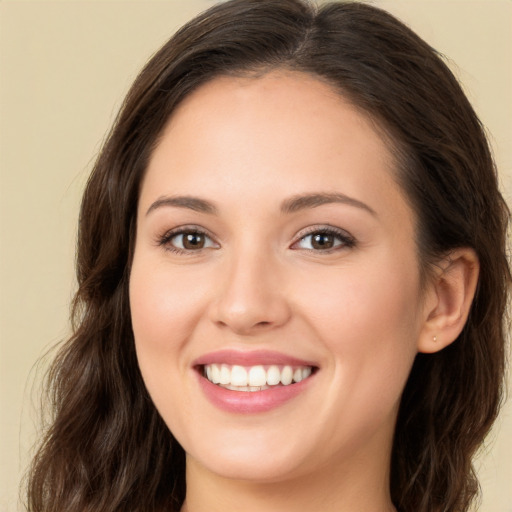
[194,350,318,413]
[203,364,313,391]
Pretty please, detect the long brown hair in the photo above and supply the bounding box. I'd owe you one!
[27,1,511,511]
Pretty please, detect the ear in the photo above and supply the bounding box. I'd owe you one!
[417,248,479,354]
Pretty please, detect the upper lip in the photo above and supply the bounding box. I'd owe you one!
[192,349,318,368]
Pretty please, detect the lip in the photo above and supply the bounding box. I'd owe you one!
[193,349,318,414]
[192,349,317,367]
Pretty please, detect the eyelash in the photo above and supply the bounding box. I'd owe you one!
[157,226,217,255]
[292,226,356,253]
[157,225,356,255]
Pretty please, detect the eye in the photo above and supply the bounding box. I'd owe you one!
[159,228,219,253]
[292,227,355,252]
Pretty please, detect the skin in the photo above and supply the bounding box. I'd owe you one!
[129,71,478,512]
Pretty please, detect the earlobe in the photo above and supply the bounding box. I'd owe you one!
[418,248,480,354]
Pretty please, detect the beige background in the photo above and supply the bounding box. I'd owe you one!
[1,1,511,511]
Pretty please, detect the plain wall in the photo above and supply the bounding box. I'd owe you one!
[1,1,510,511]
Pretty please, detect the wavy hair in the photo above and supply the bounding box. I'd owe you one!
[27,1,510,511]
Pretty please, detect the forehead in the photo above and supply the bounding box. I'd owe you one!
[141,71,410,225]
[161,71,388,156]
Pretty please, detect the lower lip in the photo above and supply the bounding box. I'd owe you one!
[197,372,314,414]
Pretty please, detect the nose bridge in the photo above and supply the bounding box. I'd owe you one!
[210,238,289,334]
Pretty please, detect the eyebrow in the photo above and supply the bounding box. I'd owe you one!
[280,192,376,216]
[145,192,376,217]
[146,195,218,216]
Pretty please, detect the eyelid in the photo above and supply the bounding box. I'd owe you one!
[155,224,355,254]
[157,225,220,253]
[291,225,356,251]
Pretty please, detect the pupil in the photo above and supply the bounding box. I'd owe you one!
[183,233,204,249]
[312,233,334,249]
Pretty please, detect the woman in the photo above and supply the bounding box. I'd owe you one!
[27,1,510,511]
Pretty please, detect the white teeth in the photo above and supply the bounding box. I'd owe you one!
[280,365,293,385]
[248,365,267,386]
[211,364,221,384]
[267,365,281,386]
[220,364,231,385]
[203,363,314,390]
[231,365,248,386]
[224,384,270,392]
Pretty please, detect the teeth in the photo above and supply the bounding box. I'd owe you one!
[224,384,270,392]
[248,365,267,386]
[203,363,314,390]
[211,364,221,384]
[267,365,281,386]
[280,366,293,385]
[220,364,231,385]
[231,365,247,386]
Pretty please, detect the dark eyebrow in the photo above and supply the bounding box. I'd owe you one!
[281,192,376,216]
[146,195,218,216]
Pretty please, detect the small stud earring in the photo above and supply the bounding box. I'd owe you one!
[433,335,437,342]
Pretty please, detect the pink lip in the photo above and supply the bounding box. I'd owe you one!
[197,373,314,414]
[192,349,317,367]
[193,350,318,414]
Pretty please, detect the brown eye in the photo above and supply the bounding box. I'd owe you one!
[311,233,335,250]
[163,230,218,252]
[294,228,355,252]
[182,232,205,249]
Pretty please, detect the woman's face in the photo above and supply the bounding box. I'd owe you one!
[130,71,429,483]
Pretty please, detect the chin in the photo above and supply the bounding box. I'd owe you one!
[183,428,315,483]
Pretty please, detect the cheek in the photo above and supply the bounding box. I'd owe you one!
[297,255,421,400]
[129,257,208,433]
[128,256,210,413]
[129,259,207,352]
[301,257,420,337]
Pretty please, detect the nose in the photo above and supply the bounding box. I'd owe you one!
[208,249,291,335]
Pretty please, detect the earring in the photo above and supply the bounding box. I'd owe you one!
[433,335,438,342]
